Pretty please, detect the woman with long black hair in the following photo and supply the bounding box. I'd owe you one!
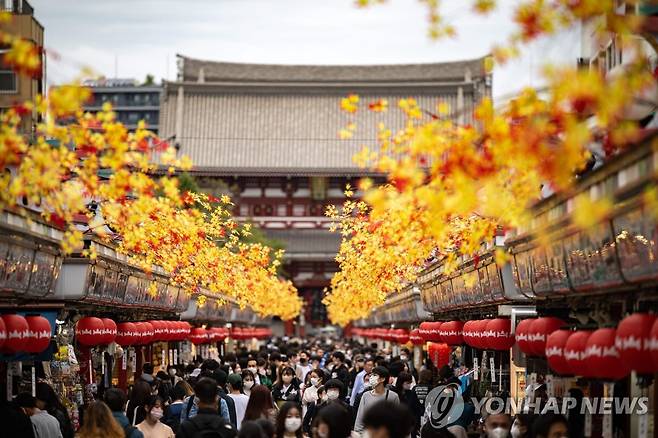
[274,402,303,438]
[271,366,300,408]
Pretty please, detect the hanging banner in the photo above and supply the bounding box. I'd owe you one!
[121,350,127,371]
[31,366,36,397]
[490,357,496,383]
[473,357,479,381]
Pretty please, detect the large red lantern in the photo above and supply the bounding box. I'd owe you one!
[394,329,410,344]
[75,317,104,346]
[515,318,535,355]
[0,317,6,350]
[101,318,117,345]
[25,315,51,353]
[115,322,138,346]
[409,329,424,345]
[616,313,656,375]
[140,322,154,345]
[545,330,572,375]
[475,320,490,349]
[485,318,515,351]
[419,322,441,342]
[1,314,29,353]
[180,321,192,341]
[190,327,209,344]
[149,320,166,342]
[428,342,451,368]
[564,331,592,377]
[439,321,464,346]
[586,328,629,380]
[463,320,477,347]
[528,317,565,357]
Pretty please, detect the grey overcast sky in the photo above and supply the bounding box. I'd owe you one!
[30,0,581,100]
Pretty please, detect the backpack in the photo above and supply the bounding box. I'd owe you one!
[122,423,137,438]
[187,416,236,438]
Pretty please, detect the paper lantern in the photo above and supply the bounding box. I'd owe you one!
[528,317,565,357]
[616,313,656,374]
[439,321,464,346]
[586,328,629,380]
[463,320,477,347]
[564,331,592,377]
[394,329,410,344]
[515,318,535,355]
[428,342,451,368]
[485,318,515,351]
[419,321,441,342]
[179,321,192,341]
[651,319,658,367]
[75,317,104,346]
[190,327,209,344]
[474,320,490,349]
[100,318,117,345]
[1,314,29,353]
[0,317,5,350]
[545,330,572,375]
[409,329,424,345]
[149,320,165,342]
[139,322,154,345]
[115,322,138,346]
[24,315,51,353]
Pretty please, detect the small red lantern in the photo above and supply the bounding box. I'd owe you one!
[515,318,535,355]
[1,314,29,353]
[485,318,515,351]
[564,331,592,377]
[419,321,441,342]
[439,321,464,346]
[616,313,656,375]
[528,317,565,357]
[190,327,209,344]
[428,342,451,368]
[394,329,410,344]
[409,329,424,345]
[586,328,629,380]
[545,330,572,375]
[115,322,138,346]
[25,315,51,353]
[75,317,104,346]
[101,318,117,345]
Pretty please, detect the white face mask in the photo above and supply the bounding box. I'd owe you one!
[488,427,509,438]
[310,377,320,387]
[248,367,258,374]
[285,417,302,433]
[168,369,177,377]
[150,408,163,420]
[369,375,380,387]
[400,355,408,361]
[244,380,254,390]
[327,389,340,400]
[510,424,522,438]
[403,383,412,390]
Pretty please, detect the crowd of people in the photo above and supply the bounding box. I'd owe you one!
[0,337,574,438]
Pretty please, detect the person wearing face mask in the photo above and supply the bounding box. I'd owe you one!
[353,367,399,433]
[303,386,328,435]
[227,373,250,429]
[136,396,174,438]
[162,383,187,434]
[482,410,512,438]
[167,366,182,386]
[296,351,313,383]
[241,369,257,397]
[302,369,325,417]
[323,379,351,416]
[394,372,422,436]
[272,366,301,408]
[275,402,303,438]
[349,359,374,407]
[256,358,273,389]
[510,414,535,438]
[311,402,352,438]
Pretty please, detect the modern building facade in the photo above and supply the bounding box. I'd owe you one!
[81,78,161,134]
[159,55,492,328]
[0,0,44,134]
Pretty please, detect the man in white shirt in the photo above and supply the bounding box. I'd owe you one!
[350,358,374,406]
[354,366,399,433]
[296,351,313,382]
[226,373,249,429]
[16,392,63,438]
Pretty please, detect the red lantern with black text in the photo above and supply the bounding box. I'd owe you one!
[76,317,104,346]
[25,315,51,353]
[545,329,572,375]
[616,313,656,374]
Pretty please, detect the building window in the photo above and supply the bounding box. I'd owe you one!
[310,177,327,201]
[0,48,17,93]
[127,112,140,123]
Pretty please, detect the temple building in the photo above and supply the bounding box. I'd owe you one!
[159,55,492,329]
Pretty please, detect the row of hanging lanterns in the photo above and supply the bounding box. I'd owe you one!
[0,314,52,354]
[351,328,411,344]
